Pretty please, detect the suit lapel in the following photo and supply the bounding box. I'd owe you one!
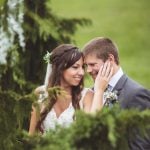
[112,74,128,98]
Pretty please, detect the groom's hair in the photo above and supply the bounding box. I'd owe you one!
[82,37,119,65]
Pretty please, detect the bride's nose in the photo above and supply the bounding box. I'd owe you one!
[78,67,84,76]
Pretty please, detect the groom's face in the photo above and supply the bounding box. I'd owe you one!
[84,53,104,80]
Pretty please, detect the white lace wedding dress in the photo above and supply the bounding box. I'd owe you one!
[41,88,90,132]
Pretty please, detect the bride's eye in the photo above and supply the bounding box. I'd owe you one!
[72,65,78,69]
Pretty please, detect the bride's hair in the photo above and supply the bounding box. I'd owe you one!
[37,44,84,133]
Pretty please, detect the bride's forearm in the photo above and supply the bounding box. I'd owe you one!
[29,107,38,135]
[90,90,104,113]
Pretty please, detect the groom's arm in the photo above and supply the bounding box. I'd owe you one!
[126,87,150,149]
[128,87,150,110]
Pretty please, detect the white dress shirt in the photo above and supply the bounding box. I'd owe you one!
[108,67,124,91]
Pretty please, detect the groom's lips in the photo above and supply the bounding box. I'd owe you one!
[90,71,99,80]
[91,74,97,80]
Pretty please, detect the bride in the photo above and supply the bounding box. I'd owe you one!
[29,44,112,135]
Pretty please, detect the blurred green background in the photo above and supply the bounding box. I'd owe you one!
[51,0,150,88]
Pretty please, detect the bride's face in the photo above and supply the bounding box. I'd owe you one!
[61,57,84,87]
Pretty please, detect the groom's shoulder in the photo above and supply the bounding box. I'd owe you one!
[118,74,145,96]
[124,75,150,94]
[126,76,142,88]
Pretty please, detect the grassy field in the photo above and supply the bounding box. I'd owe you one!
[51,0,150,88]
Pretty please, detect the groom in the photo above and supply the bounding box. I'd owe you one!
[82,37,150,149]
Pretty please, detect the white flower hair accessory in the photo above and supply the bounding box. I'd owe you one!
[43,51,52,64]
[43,51,53,87]
[104,90,119,107]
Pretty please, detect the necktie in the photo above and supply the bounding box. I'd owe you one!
[105,84,112,92]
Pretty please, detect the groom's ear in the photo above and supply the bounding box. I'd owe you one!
[108,54,115,62]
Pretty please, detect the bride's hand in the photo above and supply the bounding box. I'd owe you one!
[94,61,113,92]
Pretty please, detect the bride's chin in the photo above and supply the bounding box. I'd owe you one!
[71,82,80,86]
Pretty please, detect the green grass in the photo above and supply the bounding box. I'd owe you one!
[51,0,150,88]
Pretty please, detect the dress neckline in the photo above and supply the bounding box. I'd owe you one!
[52,103,73,119]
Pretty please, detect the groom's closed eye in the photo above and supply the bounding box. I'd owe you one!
[87,63,97,67]
[83,64,87,69]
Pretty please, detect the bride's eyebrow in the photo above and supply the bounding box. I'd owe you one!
[72,63,80,66]
[73,62,83,66]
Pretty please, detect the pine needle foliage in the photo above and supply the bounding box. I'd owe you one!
[0,0,91,93]
[0,85,150,150]
[6,104,149,150]
[35,107,150,150]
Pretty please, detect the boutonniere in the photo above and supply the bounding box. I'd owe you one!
[104,90,119,107]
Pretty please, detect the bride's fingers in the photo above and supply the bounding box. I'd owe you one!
[96,61,112,80]
[101,61,108,76]
[107,67,113,80]
[105,61,111,77]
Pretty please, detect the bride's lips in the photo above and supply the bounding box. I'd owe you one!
[74,77,82,81]
[74,76,83,82]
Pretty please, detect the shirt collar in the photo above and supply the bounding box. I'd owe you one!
[109,67,123,89]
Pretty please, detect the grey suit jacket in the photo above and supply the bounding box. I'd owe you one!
[113,74,150,109]
[113,74,150,150]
